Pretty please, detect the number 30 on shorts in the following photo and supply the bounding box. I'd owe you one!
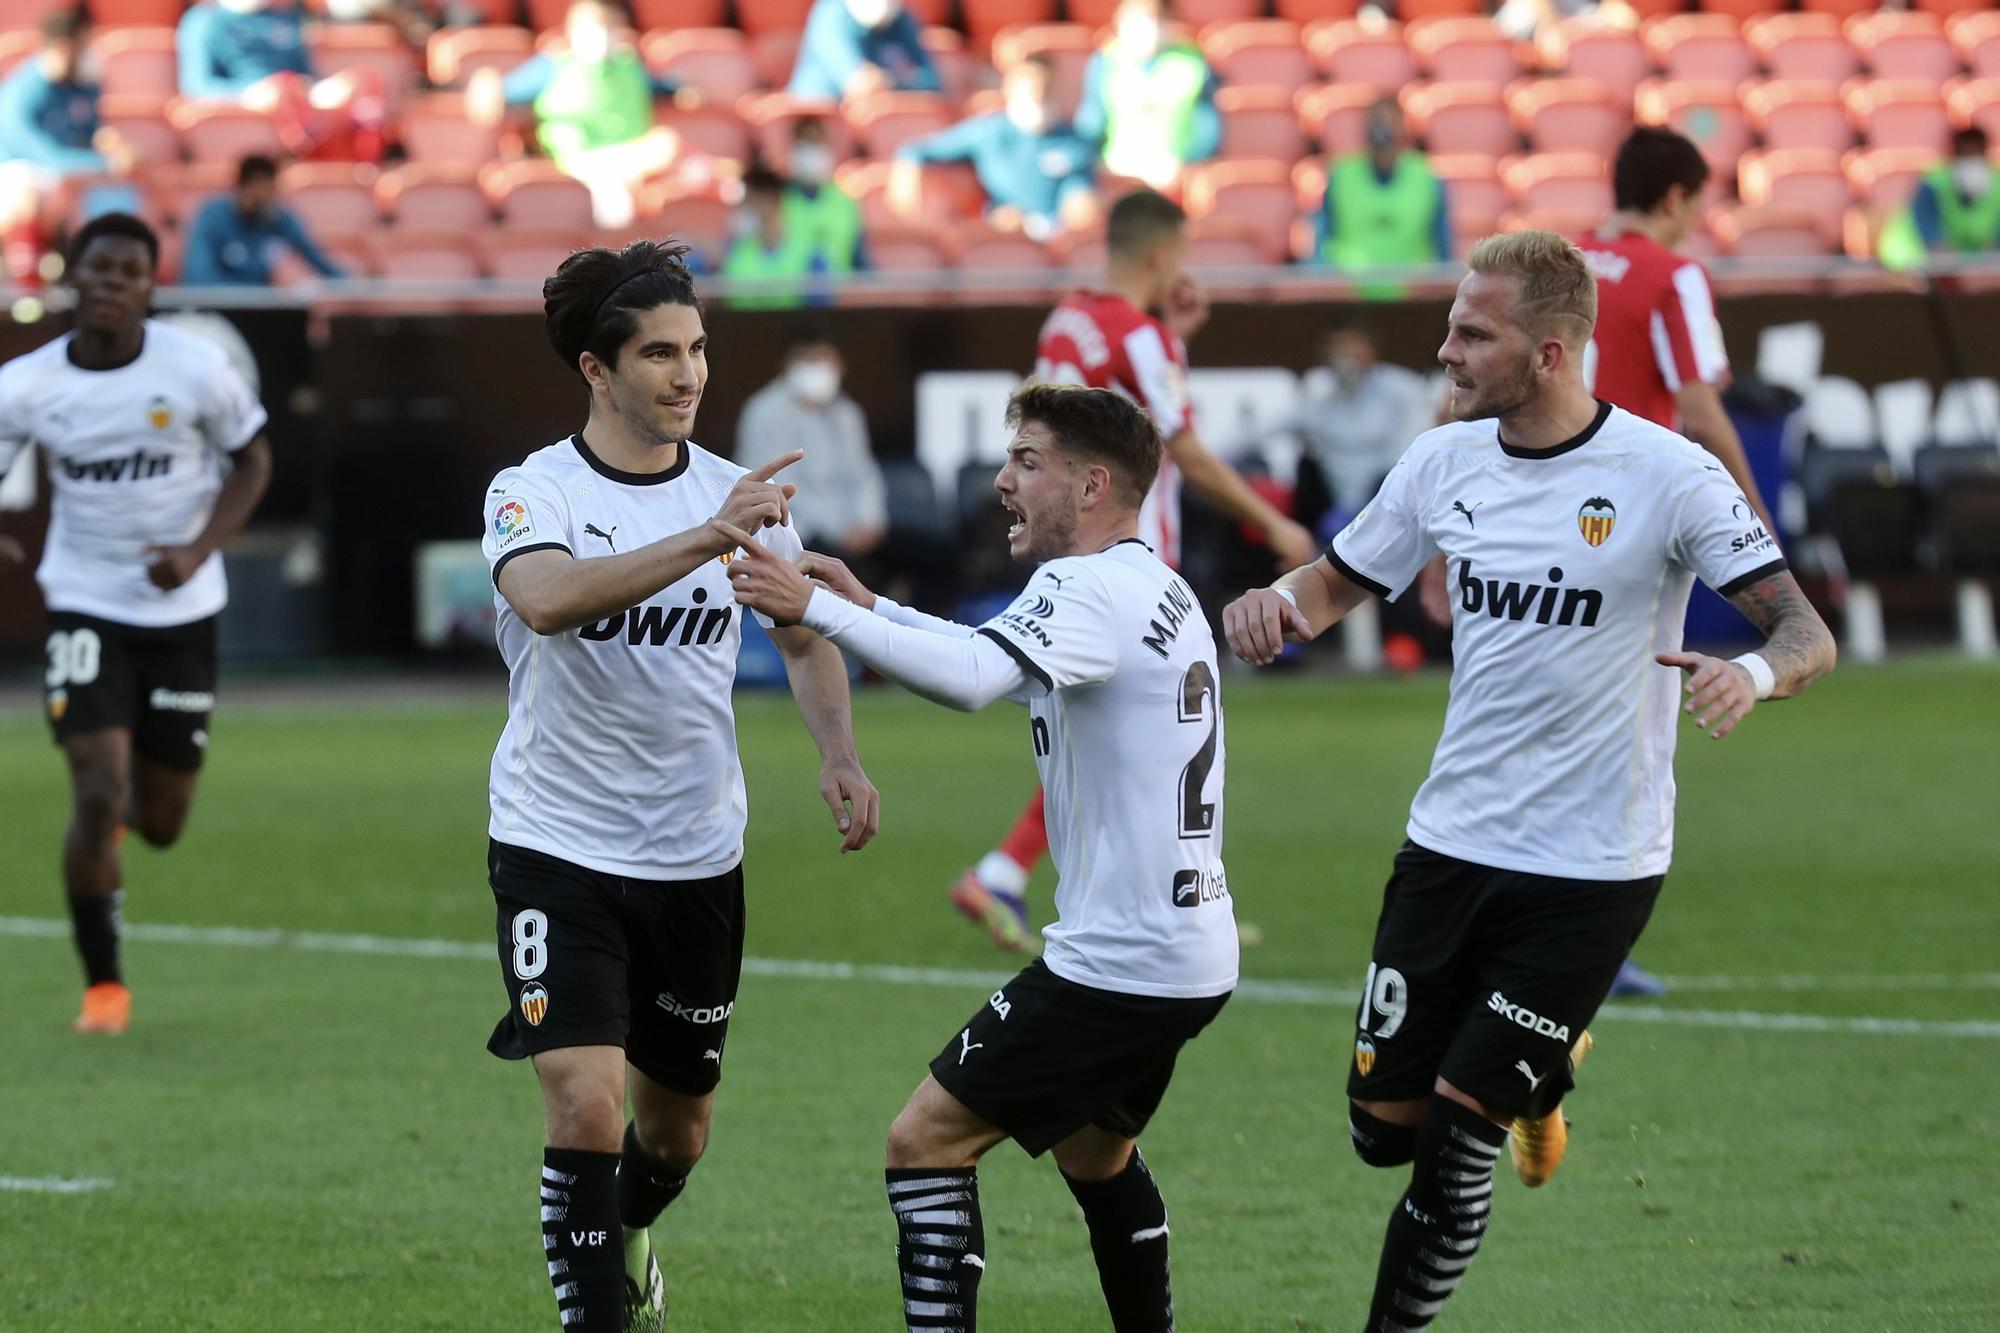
[1357,962,1408,1038]
[510,909,549,980]
[45,628,102,689]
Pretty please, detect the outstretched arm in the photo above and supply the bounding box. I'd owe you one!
[1222,555,1375,666]
[769,624,880,853]
[1657,569,1836,739]
[798,549,974,637]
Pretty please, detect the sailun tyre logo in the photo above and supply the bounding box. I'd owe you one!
[519,983,549,1027]
[493,500,528,537]
[1577,497,1617,547]
[1022,595,1056,618]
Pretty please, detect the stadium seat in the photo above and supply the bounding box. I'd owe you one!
[1503,153,1613,218]
[866,223,954,273]
[1217,86,1308,164]
[377,163,494,230]
[1402,82,1517,158]
[636,185,733,259]
[1636,79,1751,179]
[1845,80,1952,154]
[1056,227,1109,273]
[1931,378,2000,448]
[1798,0,1875,17]
[922,27,974,108]
[1431,152,1508,233]
[952,221,1053,272]
[484,160,594,231]
[1642,14,1758,86]
[1805,374,1878,449]
[1170,0,1268,23]
[1295,83,1379,156]
[846,92,954,160]
[1202,21,1314,91]
[478,229,592,282]
[1736,149,1853,243]
[1396,0,1484,17]
[1303,20,1418,93]
[1507,78,1628,158]
[375,229,486,282]
[1,0,71,34]
[1407,16,1522,85]
[749,30,803,91]
[1536,19,1650,102]
[631,0,727,26]
[899,0,953,26]
[399,94,503,166]
[640,29,758,107]
[1711,204,1832,256]
[0,31,37,80]
[1743,80,1852,155]
[91,26,177,99]
[656,105,754,164]
[1946,77,2000,144]
[1182,160,1296,261]
[142,161,233,230]
[734,0,815,37]
[1843,145,1937,213]
[1876,378,1936,477]
[1743,13,1860,84]
[1917,0,1994,17]
[741,94,855,171]
[426,26,534,88]
[1846,12,1960,84]
[167,100,284,163]
[308,23,419,114]
[1185,217,1270,271]
[1275,0,1360,22]
[278,162,381,236]
[1694,0,1785,19]
[1947,11,2000,80]
[269,231,374,285]
[521,0,573,33]
[97,94,181,166]
[86,0,186,25]
[989,24,1095,114]
[836,159,983,228]
[1063,0,1122,25]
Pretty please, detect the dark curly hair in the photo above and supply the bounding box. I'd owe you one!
[543,237,702,380]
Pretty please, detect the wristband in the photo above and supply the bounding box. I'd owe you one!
[1731,651,1776,700]
[1275,588,1299,611]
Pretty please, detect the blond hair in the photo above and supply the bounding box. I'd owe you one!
[1465,231,1597,347]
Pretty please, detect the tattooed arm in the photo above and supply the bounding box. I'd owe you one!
[1656,569,1835,738]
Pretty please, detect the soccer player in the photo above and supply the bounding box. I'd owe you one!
[0,212,272,1036]
[722,383,1236,1333]
[482,238,880,1332]
[1223,232,1835,1331]
[950,187,1316,952]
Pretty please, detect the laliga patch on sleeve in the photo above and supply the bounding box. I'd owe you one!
[492,496,537,550]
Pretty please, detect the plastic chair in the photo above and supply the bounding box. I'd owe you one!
[1508,78,1628,158]
[1875,378,1936,477]
[962,0,1060,51]
[426,26,535,88]
[1947,10,2000,80]
[1642,14,1758,85]
[989,23,1095,115]
[97,94,181,167]
[277,162,381,236]
[1504,152,1613,217]
[734,0,816,38]
[1275,0,1360,22]
[91,26,178,99]
[1303,20,1418,93]
[1846,11,1960,84]
[1946,76,2000,145]
[749,30,803,91]
[167,100,285,163]
[1397,0,1484,17]
[640,29,758,106]
[1743,80,1853,155]
[1711,205,1832,256]
[1636,79,1751,179]
[1402,82,1517,158]
[1407,16,1522,85]
[1537,19,1650,102]
[1217,86,1308,164]
[1203,20,1314,91]
[656,104,753,164]
[1932,379,2000,448]
[1743,13,1859,84]
[308,23,419,114]
[1845,79,1952,154]
[740,94,855,173]
[866,223,954,273]
[1,0,74,35]
[1799,0,1877,17]
[1694,0,1786,19]
[1804,375,1879,449]
[485,160,595,231]
[1182,160,1298,260]
[952,221,1053,272]
[1432,152,1509,234]
[636,186,734,259]
[85,0,186,25]
[846,91,955,160]
[1842,145,1938,213]
[1296,83,1380,156]
[375,230,487,282]
[377,163,494,230]
[399,94,503,166]
[478,229,593,283]
[1736,149,1853,243]
[632,0,727,26]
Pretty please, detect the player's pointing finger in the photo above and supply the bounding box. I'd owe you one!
[746,449,805,482]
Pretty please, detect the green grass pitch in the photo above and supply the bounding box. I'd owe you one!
[1,660,1995,1331]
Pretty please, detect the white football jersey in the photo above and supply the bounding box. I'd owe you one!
[483,435,802,881]
[0,321,268,627]
[1329,402,1785,881]
[980,540,1238,998]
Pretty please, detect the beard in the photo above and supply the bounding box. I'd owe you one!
[1452,351,1538,423]
[1017,501,1078,565]
[610,374,695,446]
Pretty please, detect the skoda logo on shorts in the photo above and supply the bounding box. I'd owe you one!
[519,983,550,1027]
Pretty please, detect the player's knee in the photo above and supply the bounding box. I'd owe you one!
[133,807,187,848]
[543,1080,624,1151]
[632,1107,709,1169]
[884,1108,941,1170]
[70,775,125,842]
[1349,1104,1419,1168]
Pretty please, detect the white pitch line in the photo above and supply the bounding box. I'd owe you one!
[3,916,1996,1039]
[0,1176,113,1194]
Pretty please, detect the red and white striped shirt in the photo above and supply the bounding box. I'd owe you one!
[1574,229,1730,429]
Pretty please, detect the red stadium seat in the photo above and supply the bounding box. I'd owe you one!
[92,27,178,99]
[1844,145,1941,212]
[656,104,753,163]
[640,29,757,107]
[636,185,734,258]
[376,229,487,281]
[749,30,802,91]
[1916,0,1994,17]
[1536,19,1649,102]
[1695,0,1785,19]
[1949,11,2000,80]
[377,164,494,230]
[1847,12,1960,84]
[1636,79,1751,179]
[399,94,503,166]
[2,0,72,35]
[1065,0,1122,26]
[1184,215,1270,270]
[835,159,983,228]
[922,27,973,107]
[1798,0,1878,17]
[899,0,953,25]
[1304,20,1418,94]
[270,231,375,285]
[1642,14,1757,86]
[1507,78,1628,158]
[309,24,419,113]
[522,0,569,35]
[86,0,186,26]
[632,0,727,27]
[1947,76,2000,144]
[1217,86,1308,164]
[866,224,953,273]
[734,0,814,36]
[962,0,1059,51]
[1432,152,1508,237]
[97,94,181,167]
[278,162,381,236]
[0,32,37,79]
[143,162,234,229]
[426,26,534,88]
[1497,205,1602,239]
[990,24,1094,117]
[1181,160,1297,260]
[1295,83,1380,156]
[1275,0,1360,22]
[1743,80,1853,155]
[1407,16,1522,86]
[1846,79,1952,153]
[1736,148,1853,242]
[1397,0,1484,17]
[1503,152,1613,217]
[1743,13,1859,84]
[1402,82,1517,158]
[741,94,856,172]
[846,91,954,159]
[167,100,284,163]
[478,229,592,282]
[1202,21,1314,91]
[952,221,1053,271]
[485,160,595,231]
[1170,0,1266,24]
[1711,205,1831,256]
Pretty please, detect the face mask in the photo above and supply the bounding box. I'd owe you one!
[569,27,611,62]
[1006,94,1048,135]
[1117,15,1160,52]
[791,143,832,185]
[787,361,840,405]
[847,0,893,27]
[1366,122,1397,154]
[1953,157,1990,198]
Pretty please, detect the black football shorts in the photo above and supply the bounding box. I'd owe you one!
[44,610,217,771]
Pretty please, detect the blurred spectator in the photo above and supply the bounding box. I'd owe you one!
[892,53,1097,241]
[722,166,831,309]
[789,0,940,101]
[1249,320,1430,539]
[0,10,136,180]
[734,326,886,568]
[468,0,699,228]
[1315,97,1450,270]
[1074,0,1218,191]
[181,153,345,285]
[1881,126,2000,270]
[177,0,388,162]
[784,118,863,273]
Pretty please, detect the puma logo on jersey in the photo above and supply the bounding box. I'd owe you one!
[61,449,173,483]
[1457,561,1602,628]
[957,1029,982,1065]
[1515,1060,1545,1091]
[1452,499,1482,528]
[584,522,618,551]
[1489,992,1572,1043]
[581,586,733,647]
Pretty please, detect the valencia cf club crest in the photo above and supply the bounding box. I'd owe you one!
[1354,1035,1377,1078]
[1577,497,1617,547]
[519,983,549,1027]
[146,395,173,431]
[48,688,68,722]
